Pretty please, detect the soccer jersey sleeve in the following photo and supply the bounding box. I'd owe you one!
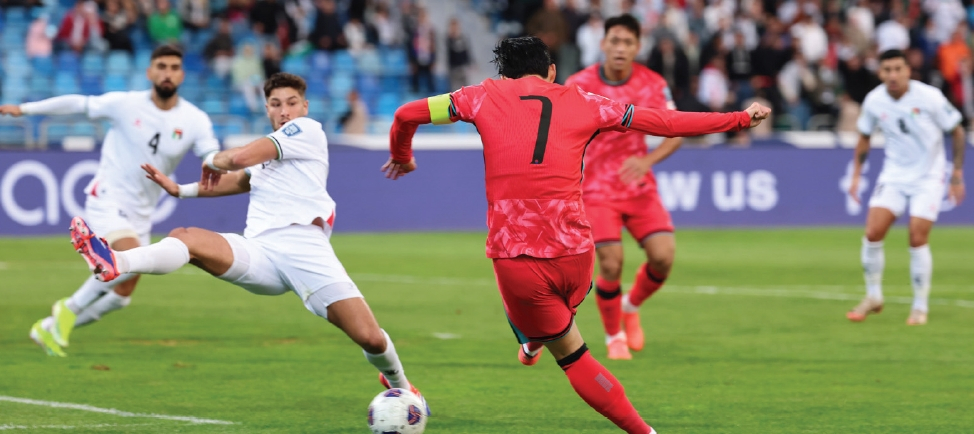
[579,87,751,136]
[85,92,130,121]
[856,95,878,136]
[266,117,325,160]
[191,113,221,158]
[446,84,488,123]
[932,91,963,132]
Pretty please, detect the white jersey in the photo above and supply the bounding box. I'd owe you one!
[84,91,219,215]
[244,117,336,238]
[857,80,962,185]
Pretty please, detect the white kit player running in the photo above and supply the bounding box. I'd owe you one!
[67,72,429,407]
[847,49,967,325]
[0,45,220,356]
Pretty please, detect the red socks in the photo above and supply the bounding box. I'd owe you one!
[627,263,666,307]
[595,277,623,336]
[559,345,652,434]
[524,341,544,354]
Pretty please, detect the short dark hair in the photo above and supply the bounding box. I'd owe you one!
[879,49,907,63]
[604,14,640,39]
[150,44,183,60]
[263,72,307,98]
[491,36,552,79]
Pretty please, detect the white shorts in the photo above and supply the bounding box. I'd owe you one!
[217,224,362,316]
[868,176,946,222]
[84,194,152,246]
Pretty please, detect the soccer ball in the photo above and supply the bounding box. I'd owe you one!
[367,388,428,434]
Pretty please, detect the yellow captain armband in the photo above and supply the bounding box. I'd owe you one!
[428,93,456,125]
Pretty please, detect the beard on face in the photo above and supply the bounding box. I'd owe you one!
[154,82,178,100]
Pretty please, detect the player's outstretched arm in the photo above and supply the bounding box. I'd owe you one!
[200,137,279,189]
[848,134,872,203]
[950,125,966,204]
[143,163,250,198]
[383,98,435,180]
[0,95,90,117]
[624,102,770,138]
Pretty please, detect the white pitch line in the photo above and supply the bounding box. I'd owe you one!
[350,273,974,309]
[0,423,155,430]
[0,396,235,425]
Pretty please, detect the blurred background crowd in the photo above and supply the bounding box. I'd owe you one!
[1,0,973,143]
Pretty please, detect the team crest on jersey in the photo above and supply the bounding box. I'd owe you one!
[282,123,302,137]
[911,107,921,117]
[172,128,183,139]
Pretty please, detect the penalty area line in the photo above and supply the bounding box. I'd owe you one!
[0,396,235,425]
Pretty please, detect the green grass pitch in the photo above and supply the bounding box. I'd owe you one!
[1,227,972,433]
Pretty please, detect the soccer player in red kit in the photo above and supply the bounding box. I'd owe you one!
[382,37,769,433]
[565,14,682,360]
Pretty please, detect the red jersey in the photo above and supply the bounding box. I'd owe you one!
[566,63,675,203]
[389,76,752,259]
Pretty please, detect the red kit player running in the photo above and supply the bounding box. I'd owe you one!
[565,14,683,360]
[382,37,770,433]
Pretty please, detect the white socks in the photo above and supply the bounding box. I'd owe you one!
[861,237,885,300]
[364,329,409,389]
[621,293,639,313]
[115,237,190,275]
[909,244,932,313]
[75,291,131,327]
[66,274,136,313]
[522,343,542,357]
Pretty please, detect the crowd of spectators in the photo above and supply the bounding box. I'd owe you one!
[499,0,974,131]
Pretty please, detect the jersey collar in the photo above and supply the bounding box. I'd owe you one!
[598,64,633,87]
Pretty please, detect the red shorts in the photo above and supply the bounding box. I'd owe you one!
[492,252,595,344]
[586,192,674,246]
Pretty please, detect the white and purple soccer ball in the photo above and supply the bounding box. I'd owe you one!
[367,388,428,434]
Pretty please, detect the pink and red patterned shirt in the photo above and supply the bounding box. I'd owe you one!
[566,63,675,203]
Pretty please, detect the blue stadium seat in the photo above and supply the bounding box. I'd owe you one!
[228,95,251,116]
[31,56,55,75]
[5,7,26,23]
[134,49,152,70]
[308,98,328,120]
[183,53,205,72]
[4,50,28,69]
[201,99,228,114]
[57,51,80,73]
[310,51,331,75]
[282,56,310,76]
[331,50,355,72]
[380,75,405,93]
[29,75,51,93]
[355,50,382,75]
[376,93,400,117]
[249,115,271,134]
[329,73,355,98]
[54,74,80,94]
[205,74,229,89]
[103,75,128,92]
[381,49,408,72]
[129,73,149,90]
[4,63,32,80]
[81,76,103,94]
[81,53,105,76]
[212,116,246,137]
[306,77,329,97]
[106,51,133,75]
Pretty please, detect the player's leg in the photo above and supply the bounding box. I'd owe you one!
[848,182,904,322]
[588,202,630,360]
[545,324,654,434]
[620,194,675,351]
[32,199,143,353]
[904,179,942,325]
[906,217,934,325]
[72,217,234,278]
[494,254,653,434]
[269,224,425,406]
